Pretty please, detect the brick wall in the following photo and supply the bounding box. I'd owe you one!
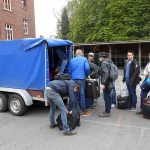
[0,0,35,39]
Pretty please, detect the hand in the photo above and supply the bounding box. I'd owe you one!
[88,75,91,79]
[68,111,72,114]
[101,84,105,90]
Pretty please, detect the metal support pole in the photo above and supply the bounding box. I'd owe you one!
[139,43,141,71]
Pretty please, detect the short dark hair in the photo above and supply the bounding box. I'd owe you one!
[127,51,134,55]
[98,52,108,58]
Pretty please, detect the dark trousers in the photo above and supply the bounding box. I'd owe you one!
[126,83,137,108]
[103,87,111,113]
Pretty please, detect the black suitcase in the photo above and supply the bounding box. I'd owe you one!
[117,95,131,109]
[85,79,100,99]
[142,96,150,119]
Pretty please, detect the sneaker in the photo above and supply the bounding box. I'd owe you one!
[111,104,116,108]
[50,124,57,129]
[128,107,136,112]
[136,109,142,115]
[63,130,77,136]
[82,111,92,116]
[98,112,111,117]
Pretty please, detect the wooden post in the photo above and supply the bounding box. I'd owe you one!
[108,45,112,59]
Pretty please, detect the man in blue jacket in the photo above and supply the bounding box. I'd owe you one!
[45,80,79,136]
[69,49,91,116]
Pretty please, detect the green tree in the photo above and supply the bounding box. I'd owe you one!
[56,7,70,39]
[106,0,150,40]
[68,0,150,42]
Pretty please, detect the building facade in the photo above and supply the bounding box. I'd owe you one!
[0,0,35,40]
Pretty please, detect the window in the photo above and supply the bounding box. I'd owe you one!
[21,0,27,9]
[23,19,28,34]
[3,0,11,11]
[5,24,13,40]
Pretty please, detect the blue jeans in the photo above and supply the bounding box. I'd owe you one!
[140,88,150,109]
[111,82,116,105]
[126,83,137,108]
[45,89,70,132]
[103,87,111,113]
[74,80,86,112]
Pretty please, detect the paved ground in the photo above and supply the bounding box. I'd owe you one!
[0,73,150,150]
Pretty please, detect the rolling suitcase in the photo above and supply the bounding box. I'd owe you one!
[142,96,150,119]
[117,95,131,109]
[85,79,100,99]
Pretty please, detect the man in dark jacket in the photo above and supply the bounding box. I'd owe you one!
[87,52,99,108]
[45,80,79,136]
[123,51,140,111]
[88,52,99,79]
[98,52,113,117]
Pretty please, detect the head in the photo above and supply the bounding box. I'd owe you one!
[98,52,108,62]
[127,51,134,61]
[74,83,79,92]
[88,52,94,62]
[76,49,83,56]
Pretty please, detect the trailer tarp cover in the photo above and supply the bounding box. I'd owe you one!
[0,37,73,90]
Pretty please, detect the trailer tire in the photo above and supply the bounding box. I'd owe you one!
[0,92,8,112]
[8,94,27,116]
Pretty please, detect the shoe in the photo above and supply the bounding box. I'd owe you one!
[98,112,111,117]
[111,104,116,108]
[128,107,136,112]
[63,130,77,136]
[50,124,57,129]
[136,109,142,115]
[76,122,81,126]
[82,111,92,116]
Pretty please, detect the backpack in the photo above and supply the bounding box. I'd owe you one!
[109,62,118,81]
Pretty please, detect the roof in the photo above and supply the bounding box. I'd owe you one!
[74,40,150,46]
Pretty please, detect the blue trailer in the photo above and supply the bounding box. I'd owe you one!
[0,37,73,115]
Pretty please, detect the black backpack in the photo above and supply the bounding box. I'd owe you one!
[56,109,80,130]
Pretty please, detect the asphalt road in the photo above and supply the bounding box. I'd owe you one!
[0,73,150,150]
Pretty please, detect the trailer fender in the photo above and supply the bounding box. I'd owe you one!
[0,88,33,106]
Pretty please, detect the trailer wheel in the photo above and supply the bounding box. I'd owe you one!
[8,94,27,116]
[0,93,8,112]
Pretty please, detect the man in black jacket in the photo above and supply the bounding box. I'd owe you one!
[98,52,113,117]
[123,51,140,111]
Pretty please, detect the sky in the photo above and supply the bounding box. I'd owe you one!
[34,0,67,38]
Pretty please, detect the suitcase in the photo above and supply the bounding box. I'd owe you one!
[142,96,150,119]
[85,79,100,99]
[117,95,131,109]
